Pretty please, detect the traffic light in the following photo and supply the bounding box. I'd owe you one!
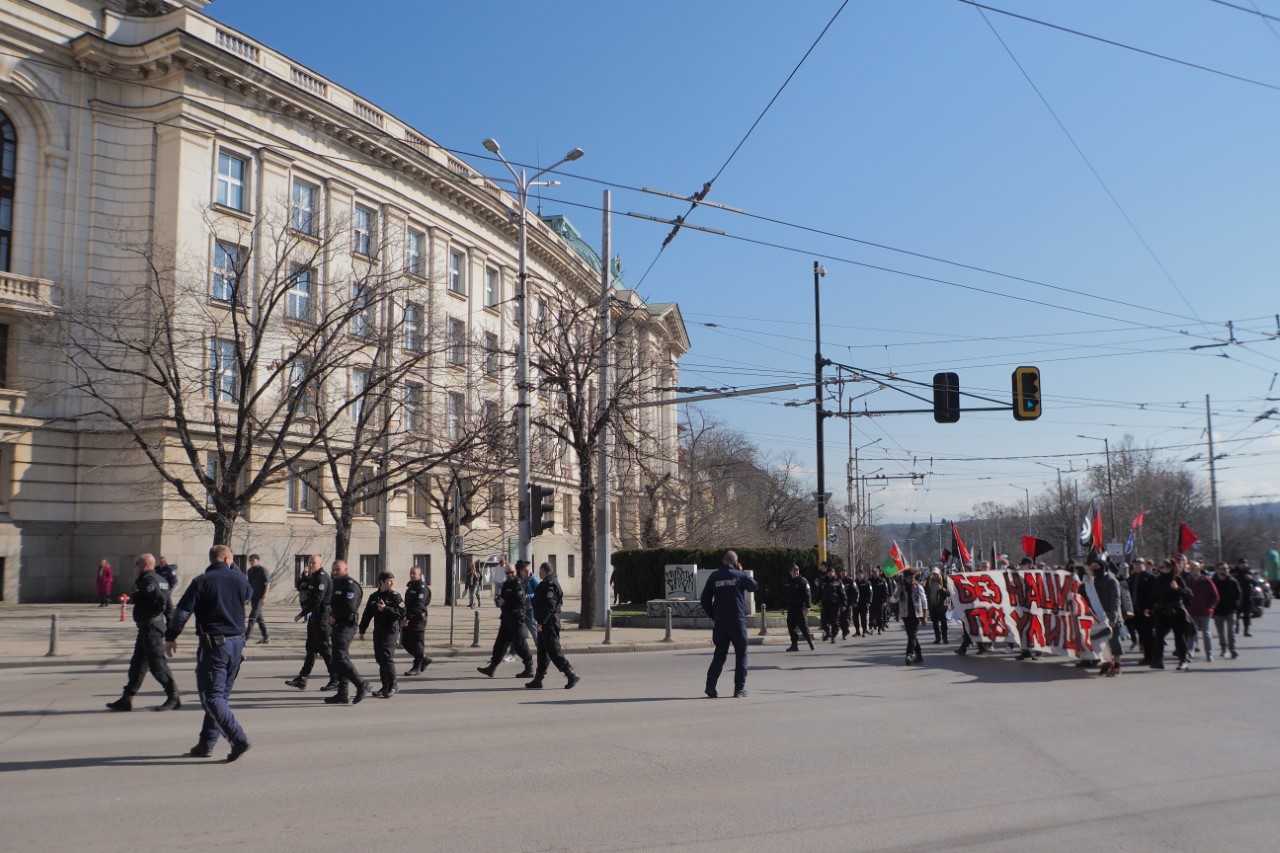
[529,483,555,537]
[1011,366,1042,421]
[932,371,960,423]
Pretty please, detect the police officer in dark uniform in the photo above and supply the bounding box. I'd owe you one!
[781,564,815,652]
[525,561,580,689]
[107,553,181,712]
[853,569,872,637]
[402,565,433,677]
[700,550,759,698]
[360,571,405,697]
[325,560,370,705]
[818,565,846,643]
[476,563,534,679]
[870,569,889,634]
[164,544,254,761]
[838,567,857,640]
[244,553,270,644]
[286,554,336,690]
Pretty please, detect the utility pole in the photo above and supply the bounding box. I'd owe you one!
[814,262,828,563]
[1206,393,1222,562]
[846,414,854,574]
[596,190,613,626]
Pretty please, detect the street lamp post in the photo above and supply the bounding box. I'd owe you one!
[814,262,828,564]
[482,138,583,565]
[1077,434,1117,545]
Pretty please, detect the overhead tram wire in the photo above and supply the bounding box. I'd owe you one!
[631,0,851,288]
[969,3,1207,328]
[1205,0,1280,27]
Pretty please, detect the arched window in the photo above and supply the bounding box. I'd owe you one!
[0,110,14,271]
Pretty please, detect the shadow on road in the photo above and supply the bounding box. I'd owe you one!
[0,754,210,771]
[520,696,704,706]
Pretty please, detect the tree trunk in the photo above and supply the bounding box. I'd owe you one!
[212,514,235,547]
[577,459,597,629]
[334,504,354,562]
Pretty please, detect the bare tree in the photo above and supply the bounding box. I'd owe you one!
[51,203,393,544]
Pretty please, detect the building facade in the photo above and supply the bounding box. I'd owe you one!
[0,0,686,602]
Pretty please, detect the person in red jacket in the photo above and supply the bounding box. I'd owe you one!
[95,560,114,607]
[1186,561,1220,662]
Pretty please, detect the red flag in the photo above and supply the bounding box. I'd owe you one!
[1131,508,1145,530]
[1178,523,1200,554]
[1021,536,1054,559]
[1079,499,1103,550]
[951,522,971,566]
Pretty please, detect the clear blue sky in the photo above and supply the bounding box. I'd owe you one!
[209,0,1280,525]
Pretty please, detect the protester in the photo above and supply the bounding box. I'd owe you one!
[1232,558,1257,638]
[1186,561,1219,662]
[925,567,949,644]
[1083,558,1123,676]
[893,569,927,666]
[1147,558,1193,671]
[1211,562,1242,660]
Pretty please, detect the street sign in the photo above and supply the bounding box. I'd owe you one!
[827,532,838,542]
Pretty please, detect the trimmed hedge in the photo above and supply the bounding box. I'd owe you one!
[611,547,840,612]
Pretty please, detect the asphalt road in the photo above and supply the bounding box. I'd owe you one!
[2,622,1278,852]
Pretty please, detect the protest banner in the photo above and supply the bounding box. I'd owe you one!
[948,568,1100,658]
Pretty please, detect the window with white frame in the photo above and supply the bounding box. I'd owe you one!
[353,204,376,256]
[287,265,313,322]
[351,283,373,337]
[291,179,317,235]
[205,456,218,510]
[447,318,466,366]
[448,250,466,295]
[404,302,423,352]
[216,150,248,211]
[447,391,465,440]
[483,331,500,377]
[488,483,505,526]
[484,267,500,308]
[0,324,7,388]
[356,467,380,516]
[212,241,243,303]
[0,110,14,271]
[351,368,370,422]
[210,338,237,403]
[287,467,318,513]
[405,229,425,277]
[403,382,423,432]
[406,476,429,519]
[288,354,311,415]
[482,399,500,427]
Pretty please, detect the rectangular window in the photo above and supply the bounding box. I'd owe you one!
[359,555,380,588]
[447,392,465,440]
[548,554,557,571]
[567,554,575,578]
[563,493,575,535]
[406,477,429,519]
[212,242,242,303]
[287,265,313,322]
[483,331,500,377]
[216,151,247,211]
[351,283,373,337]
[448,250,466,295]
[403,382,423,432]
[353,205,375,256]
[0,323,8,388]
[482,399,499,427]
[404,302,423,351]
[484,267,500,308]
[210,338,237,403]
[291,179,317,235]
[0,442,11,513]
[488,483,505,526]
[351,369,370,422]
[447,318,466,366]
[356,467,380,517]
[288,354,311,415]
[287,467,317,513]
[405,229,425,277]
[205,456,218,510]
[413,555,432,586]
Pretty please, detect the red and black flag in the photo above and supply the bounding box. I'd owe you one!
[1021,536,1054,560]
[1079,498,1103,551]
[1178,523,1200,555]
[950,521,971,567]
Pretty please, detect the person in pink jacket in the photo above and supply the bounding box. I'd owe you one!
[1187,561,1220,662]
[95,560,114,607]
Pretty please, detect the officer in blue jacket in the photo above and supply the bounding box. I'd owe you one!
[699,550,759,698]
[164,544,254,762]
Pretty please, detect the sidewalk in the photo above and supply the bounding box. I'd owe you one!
[0,600,781,669]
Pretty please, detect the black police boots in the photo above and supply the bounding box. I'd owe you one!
[524,676,544,689]
[352,680,371,705]
[105,695,132,712]
[284,676,307,690]
[515,665,535,679]
[786,644,799,652]
[565,670,580,690]
[476,664,497,678]
[403,665,420,677]
[154,692,181,712]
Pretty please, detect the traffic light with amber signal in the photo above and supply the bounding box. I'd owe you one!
[1011,366,1042,421]
[933,371,961,424]
[529,483,555,537]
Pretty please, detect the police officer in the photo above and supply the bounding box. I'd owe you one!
[818,565,846,643]
[164,544,254,761]
[838,567,857,639]
[360,571,405,697]
[286,554,336,691]
[525,561,580,689]
[156,555,178,595]
[244,553,270,644]
[106,553,181,712]
[870,569,889,634]
[700,550,758,698]
[326,560,370,705]
[477,563,534,679]
[781,564,815,652]
[853,569,872,637]
[401,565,432,677]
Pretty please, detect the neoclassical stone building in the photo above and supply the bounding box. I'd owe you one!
[0,0,687,602]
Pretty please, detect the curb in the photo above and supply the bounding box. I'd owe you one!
[0,638,773,670]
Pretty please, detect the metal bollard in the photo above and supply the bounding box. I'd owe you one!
[662,603,674,643]
[46,613,60,657]
[603,608,613,645]
[471,609,481,648]
[758,606,769,636]
[118,594,129,622]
